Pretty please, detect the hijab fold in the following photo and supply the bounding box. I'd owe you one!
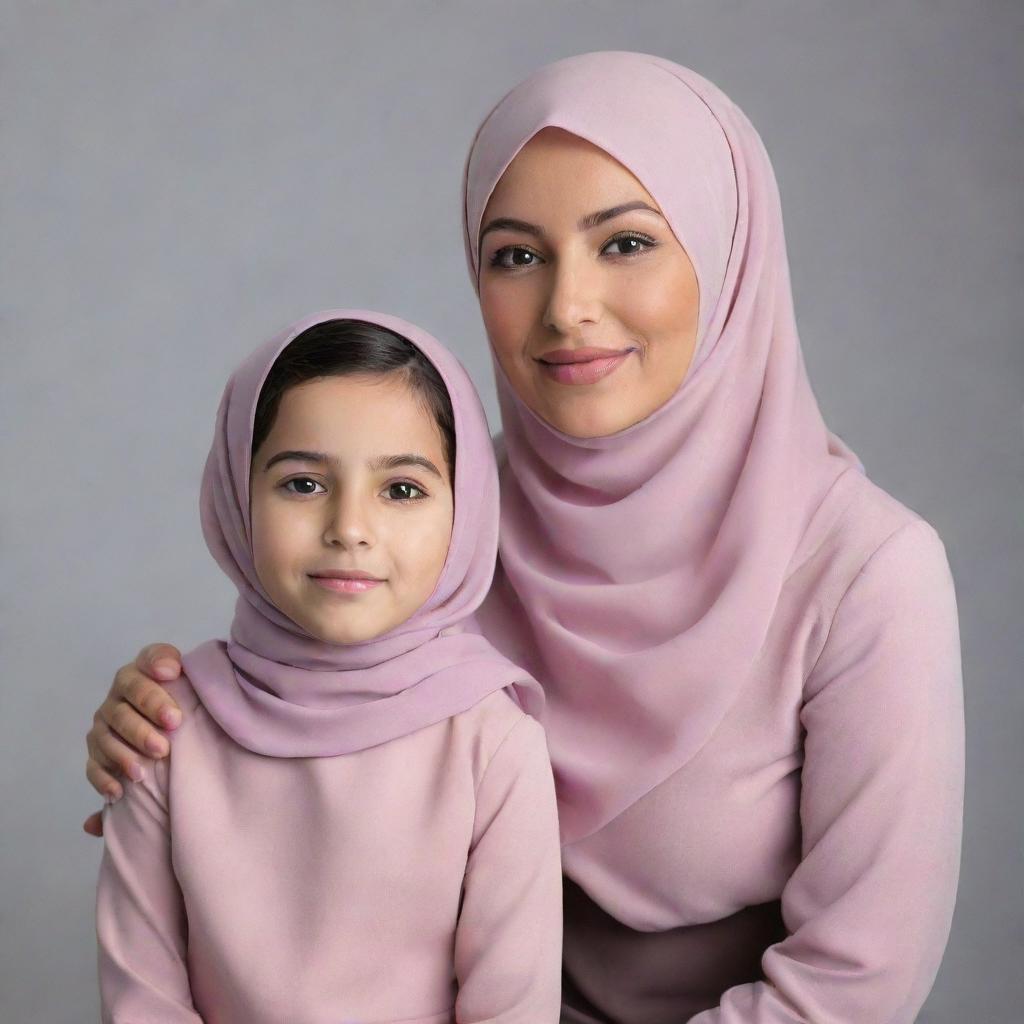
[460,52,863,844]
[181,309,544,758]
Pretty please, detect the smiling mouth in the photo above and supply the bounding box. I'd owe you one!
[535,348,636,386]
[308,575,384,595]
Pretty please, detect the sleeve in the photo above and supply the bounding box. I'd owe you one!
[96,749,203,1022]
[690,519,965,1024]
[453,714,564,1023]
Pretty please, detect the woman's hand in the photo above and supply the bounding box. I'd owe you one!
[82,643,184,836]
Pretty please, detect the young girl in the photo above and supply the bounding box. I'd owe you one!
[95,310,563,1023]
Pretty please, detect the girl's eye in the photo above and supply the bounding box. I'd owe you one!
[601,231,657,257]
[281,477,325,496]
[386,481,427,502]
[488,245,542,270]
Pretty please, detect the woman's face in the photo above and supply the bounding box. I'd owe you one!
[477,127,700,439]
[249,374,454,645]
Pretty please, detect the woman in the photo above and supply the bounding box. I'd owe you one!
[83,52,964,1023]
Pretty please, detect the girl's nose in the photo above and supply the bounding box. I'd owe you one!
[322,492,375,549]
[542,249,603,335]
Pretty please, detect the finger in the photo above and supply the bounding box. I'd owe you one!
[137,642,184,682]
[114,664,181,734]
[102,699,167,761]
[85,754,124,803]
[86,730,117,778]
[82,811,104,837]
[92,715,156,776]
[87,718,124,775]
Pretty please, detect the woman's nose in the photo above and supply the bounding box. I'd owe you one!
[322,491,375,548]
[542,250,603,334]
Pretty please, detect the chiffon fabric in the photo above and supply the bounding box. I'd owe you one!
[182,308,545,756]
[462,51,864,844]
[461,52,963,1023]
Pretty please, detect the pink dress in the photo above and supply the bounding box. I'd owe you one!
[556,471,964,1023]
[96,680,563,1023]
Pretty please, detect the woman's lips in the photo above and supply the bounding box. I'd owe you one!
[536,349,635,386]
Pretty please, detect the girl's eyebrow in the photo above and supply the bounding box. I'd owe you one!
[478,200,664,244]
[262,450,443,479]
[369,454,444,479]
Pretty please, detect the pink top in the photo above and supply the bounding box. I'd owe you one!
[554,469,964,1023]
[97,678,563,1023]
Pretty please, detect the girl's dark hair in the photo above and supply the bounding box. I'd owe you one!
[251,319,456,485]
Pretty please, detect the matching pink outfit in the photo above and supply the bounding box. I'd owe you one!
[96,310,564,1022]
[98,49,966,1024]
[462,53,965,1022]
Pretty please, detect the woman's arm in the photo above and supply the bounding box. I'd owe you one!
[453,714,564,1022]
[96,744,204,1021]
[83,643,185,834]
[690,520,965,1024]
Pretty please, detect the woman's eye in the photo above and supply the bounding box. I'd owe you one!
[387,481,427,502]
[601,232,657,257]
[282,477,325,496]
[489,245,543,270]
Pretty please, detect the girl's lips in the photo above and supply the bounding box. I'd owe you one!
[309,576,383,595]
[537,350,634,386]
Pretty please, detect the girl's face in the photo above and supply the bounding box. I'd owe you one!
[249,374,455,646]
[477,126,700,439]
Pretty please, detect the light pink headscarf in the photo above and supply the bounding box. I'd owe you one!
[181,309,544,757]
[461,52,864,844]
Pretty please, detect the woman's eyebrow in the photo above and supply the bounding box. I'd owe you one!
[262,450,442,478]
[478,200,664,243]
[577,200,664,231]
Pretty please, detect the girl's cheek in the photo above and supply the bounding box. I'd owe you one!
[252,503,299,569]
[425,512,455,568]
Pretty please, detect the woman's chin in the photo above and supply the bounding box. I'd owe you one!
[532,398,647,440]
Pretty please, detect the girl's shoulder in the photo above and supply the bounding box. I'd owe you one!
[447,688,550,784]
[452,686,536,742]
[161,672,203,715]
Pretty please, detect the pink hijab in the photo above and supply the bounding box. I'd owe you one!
[181,309,544,757]
[461,52,864,844]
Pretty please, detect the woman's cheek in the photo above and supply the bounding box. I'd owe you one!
[614,260,675,323]
[621,264,699,380]
[482,280,533,356]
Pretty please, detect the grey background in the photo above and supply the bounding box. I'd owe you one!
[2,2,1020,1021]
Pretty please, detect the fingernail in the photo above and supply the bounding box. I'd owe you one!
[128,763,145,781]
[146,734,168,756]
[160,707,181,729]
[105,788,120,804]
[153,660,178,680]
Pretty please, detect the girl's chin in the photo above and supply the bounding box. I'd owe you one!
[287,608,393,646]
[307,623,391,646]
